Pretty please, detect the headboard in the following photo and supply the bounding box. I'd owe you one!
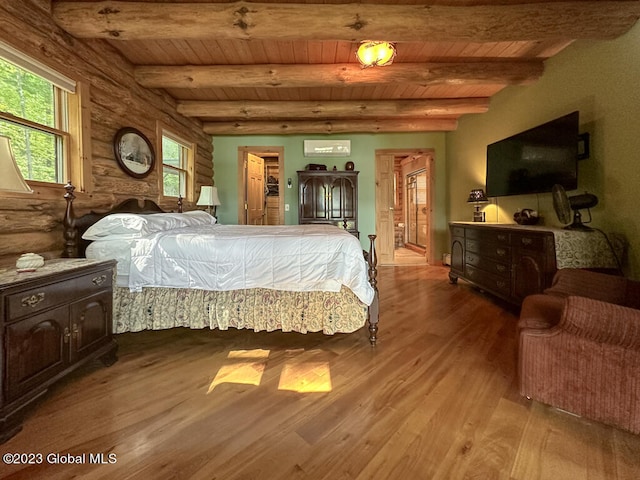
[62,182,181,258]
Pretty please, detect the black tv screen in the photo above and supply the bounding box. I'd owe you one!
[485,111,579,197]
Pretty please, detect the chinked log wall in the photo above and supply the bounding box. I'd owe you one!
[0,1,213,264]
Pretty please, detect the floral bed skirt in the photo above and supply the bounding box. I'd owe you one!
[113,286,368,335]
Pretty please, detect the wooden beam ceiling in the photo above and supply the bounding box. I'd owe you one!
[202,118,458,135]
[53,1,640,42]
[50,1,640,134]
[136,62,544,90]
[178,98,490,119]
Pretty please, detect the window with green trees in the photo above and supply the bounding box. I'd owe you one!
[162,133,193,198]
[0,56,70,184]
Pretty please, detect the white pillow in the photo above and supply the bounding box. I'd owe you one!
[82,211,216,240]
[82,213,148,240]
[144,211,216,232]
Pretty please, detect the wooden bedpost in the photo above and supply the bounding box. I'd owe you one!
[62,181,78,258]
[177,195,183,213]
[367,234,379,346]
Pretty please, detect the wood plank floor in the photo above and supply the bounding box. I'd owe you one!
[392,247,427,265]
[2,265,640,479]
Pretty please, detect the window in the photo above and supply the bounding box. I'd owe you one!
[161,131,194,199]
[0,42,80,189]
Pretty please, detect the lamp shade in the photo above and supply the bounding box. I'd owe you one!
[467,189,488,203]
[356,41,396,68]
[196,185,221,207]
[0,135,32,193]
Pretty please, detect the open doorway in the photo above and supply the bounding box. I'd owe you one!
[375,149,435,266]
[237,146,285,225]
[403,169,429,250]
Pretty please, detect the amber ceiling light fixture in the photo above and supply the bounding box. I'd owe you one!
[356,41,396,68]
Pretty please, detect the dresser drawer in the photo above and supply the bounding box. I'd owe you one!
[512,233,547,252]
[465,252,511,278]
[450,226,465,238]
[73,270,113,299]
[465,228,510,245]
[5,269,112,322]
[466,239,511,261]
[465,265,511,297]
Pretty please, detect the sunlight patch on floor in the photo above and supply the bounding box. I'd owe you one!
[207,349,270,393]
[278,362,332,393]
[207,349,332,394]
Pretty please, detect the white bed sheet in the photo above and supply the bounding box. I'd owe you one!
[86,238,134,287]
[88,224,375,305]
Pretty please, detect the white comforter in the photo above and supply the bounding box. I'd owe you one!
[107,224,375,306]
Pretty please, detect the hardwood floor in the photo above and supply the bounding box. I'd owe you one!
[393,247,427,265]
[2,265,639,479]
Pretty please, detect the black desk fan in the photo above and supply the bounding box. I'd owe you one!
[552,184,598,230]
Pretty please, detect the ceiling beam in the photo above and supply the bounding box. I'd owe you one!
[136,62,543,90]
[53,1,640,42]
[178,98,490,119]
[203,119,458,135]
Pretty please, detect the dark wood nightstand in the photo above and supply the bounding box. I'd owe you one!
[0,258,117,443]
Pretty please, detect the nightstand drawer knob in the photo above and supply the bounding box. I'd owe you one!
[92,275,107,286]
[21,292,45,308]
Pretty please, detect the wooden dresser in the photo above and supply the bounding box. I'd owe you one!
[0,258,117,443]
[449,222,619,305]
[298,170,359,237]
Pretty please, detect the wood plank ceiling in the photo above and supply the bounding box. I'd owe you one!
[51,1,640,134]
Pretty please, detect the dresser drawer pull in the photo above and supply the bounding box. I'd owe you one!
[521,237,533,246]
[496,264,507,273]
[21,292,45,308]
[496,248,507,257]
[497,234,507,242]
[92,274,107,286]
[496,280,507,289]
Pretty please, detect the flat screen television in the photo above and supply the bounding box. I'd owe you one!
[485,111,579,197]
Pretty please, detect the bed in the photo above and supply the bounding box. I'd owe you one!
[62,183,380,344]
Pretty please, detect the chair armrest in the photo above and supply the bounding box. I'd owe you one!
[518,294,565,330]
[545,268,627,305]
[558,296,640,349]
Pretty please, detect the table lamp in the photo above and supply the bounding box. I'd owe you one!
[467,188,488,222]
[197,185,221,217]
[0,135,32,193]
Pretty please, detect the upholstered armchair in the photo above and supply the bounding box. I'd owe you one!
[518,268,640,434]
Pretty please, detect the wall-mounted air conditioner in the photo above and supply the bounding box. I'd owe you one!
[303,140,351,157]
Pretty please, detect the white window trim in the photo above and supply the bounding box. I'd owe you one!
[0,40,76,93]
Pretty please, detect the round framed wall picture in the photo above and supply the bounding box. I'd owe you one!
[113,127,155,179]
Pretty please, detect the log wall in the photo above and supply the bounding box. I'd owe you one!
[0,1,213,265]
